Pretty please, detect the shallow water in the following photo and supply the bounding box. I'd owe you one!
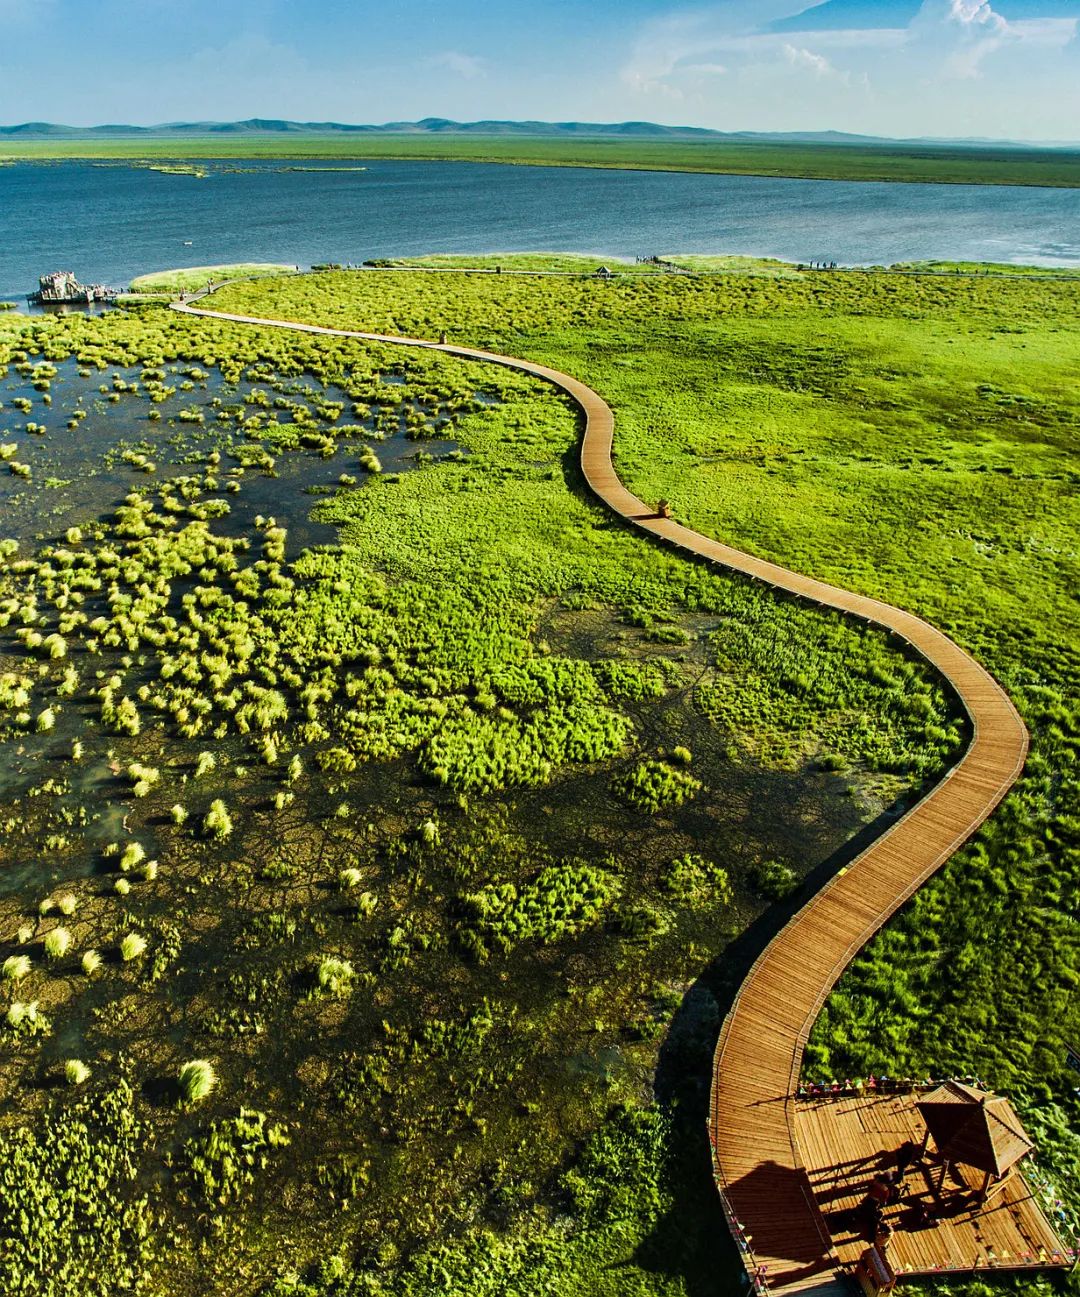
[2,159,1079,299]
[0,355,464,896]
[0,358,460,547]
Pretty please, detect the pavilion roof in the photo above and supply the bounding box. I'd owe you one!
[917,1081,1034,1178]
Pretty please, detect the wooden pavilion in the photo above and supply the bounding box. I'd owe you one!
[916,1081,1035,1201]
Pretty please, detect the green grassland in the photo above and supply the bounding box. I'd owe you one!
[4,135,1080,186]
[890,260,1080,278]
[0,257,1078,1296]
[207,263,1080,1281]
[660,254,805,276]
[129,263,298,293]
[369,252,801,277]
[0,293,960,1295]
[369,253,653,275]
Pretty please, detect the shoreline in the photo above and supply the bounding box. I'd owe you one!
[5,252,1080,307]
[366,251,1080,278]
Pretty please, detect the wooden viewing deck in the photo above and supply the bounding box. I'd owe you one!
[172,290,1036,1294]
[795,1090,1069,1281]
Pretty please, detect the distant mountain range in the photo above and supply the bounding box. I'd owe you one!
[0,118,1072,148]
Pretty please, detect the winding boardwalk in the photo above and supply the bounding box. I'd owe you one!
[172,296,1029,1293]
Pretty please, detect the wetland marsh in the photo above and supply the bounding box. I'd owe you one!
[0,259,1077,1296]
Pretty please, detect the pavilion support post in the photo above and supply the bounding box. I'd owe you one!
[980,1170,993,1201]
[937,1160,950,1192]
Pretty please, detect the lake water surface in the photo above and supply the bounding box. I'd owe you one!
[1,158,1079,298]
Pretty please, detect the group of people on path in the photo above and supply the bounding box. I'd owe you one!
[798,1072,985,1099]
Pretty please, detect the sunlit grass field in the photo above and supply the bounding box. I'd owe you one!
[0,283,959,1295]
[129,263,298,293]
[213,261,1080,1150]
[0,258,1077,1296]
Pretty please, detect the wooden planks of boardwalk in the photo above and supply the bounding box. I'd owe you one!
[172,297,1029,1294]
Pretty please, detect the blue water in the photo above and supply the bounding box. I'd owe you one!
[2,158,1079,299]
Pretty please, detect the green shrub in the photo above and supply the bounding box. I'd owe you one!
[203,798,234,840]
[64,1058,91,1085]
[748,858,798,900]
[315,956,356,997]
[43,926,71,960]
[462,860,621,960]
[120,932,147,962]
[119,842,145,873]
[2,954,32,982]
[177,1058,217,1105]
[611,760,702,814]
[662,853,733,907]
[5,1000,50,1037]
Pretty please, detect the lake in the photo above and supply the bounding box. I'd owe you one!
[2,158,1079,298]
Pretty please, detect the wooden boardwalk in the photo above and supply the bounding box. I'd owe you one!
[172,295,1030,1294]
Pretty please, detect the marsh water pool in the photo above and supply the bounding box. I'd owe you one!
[2,158,1080,298]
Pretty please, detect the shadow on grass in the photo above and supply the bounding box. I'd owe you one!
[632,788,943,1295]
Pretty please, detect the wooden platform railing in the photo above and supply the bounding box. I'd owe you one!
[170,292,1029,1295]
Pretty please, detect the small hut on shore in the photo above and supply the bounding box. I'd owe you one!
[916,1080,1035,1200]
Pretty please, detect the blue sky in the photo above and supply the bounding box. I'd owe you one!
[0,0,1077,140]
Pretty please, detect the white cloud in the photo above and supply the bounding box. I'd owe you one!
[620,3,902,96]
[429,51,488,81]
[947,0,1006,30]
[783,43,842,78]
[909,0,1076,78]
[619,0,1078,119]
[681,61,729,76]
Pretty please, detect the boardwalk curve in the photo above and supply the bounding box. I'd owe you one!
[172,296,1029,1293]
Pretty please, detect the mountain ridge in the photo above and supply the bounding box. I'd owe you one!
[1,117,1075,148]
